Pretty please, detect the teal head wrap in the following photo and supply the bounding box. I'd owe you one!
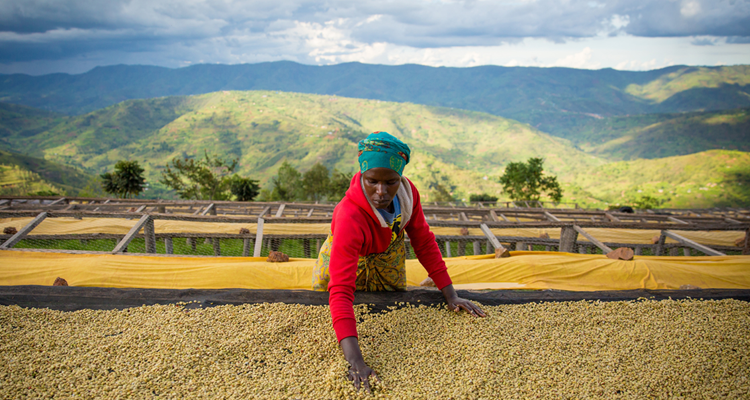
[357,132,411,176]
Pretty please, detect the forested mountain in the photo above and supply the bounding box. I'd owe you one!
[561,107,750,160]
[1,91,749,208]
[2,62,749,137]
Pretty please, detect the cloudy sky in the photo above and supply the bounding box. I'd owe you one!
[1,0,749,75]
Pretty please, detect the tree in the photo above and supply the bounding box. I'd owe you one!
[302,163,331,202]
[469,193,498,203]
[229,176,260,201]
[429,182,455,203]
[634,195,662,210]
[100,160,146,198]
[270,161,304,201]
[160,151,238,200]
[328,169,354,201]
[499,157,562,206]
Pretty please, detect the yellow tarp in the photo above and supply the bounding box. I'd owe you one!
[1,250,748,291]
[1,217,743,246]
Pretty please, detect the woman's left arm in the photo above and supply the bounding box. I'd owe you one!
[404,181,485,317]
[441,284,486,317]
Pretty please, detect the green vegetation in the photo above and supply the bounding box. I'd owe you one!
[469,193,498,203]
[160,152,259,201]
[261,161,354,202]
[0,149,93,196]
[229,176,260,202]
[1,90,749,208]
[100,160,146,199]
[625,66,750,103]
[499,158,563,206]
[2,63,749,138]
[559,107,750,160]
[566,150,750,209]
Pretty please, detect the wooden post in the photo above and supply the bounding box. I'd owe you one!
[669,247,680,256]
[663,230,725,256]
[457,241,465,256]
[213,238,221,256]
[498,213,510,222]
[683,248,691,257]
[572,225,613,253]
[667,216,689,225]
[445,241,452,257]
[0,212,48,249]
[307,208,315,217]
[242,238,251,257]
[189,237,197,252]
[158,206,166,214]
[743,229,749,256]
[253,218,264,257]
[544,211,561,222]
[113,215,152,254]
[201,203,215,216]
[143,216,156,254]
[473,241,481,255]
[275,204,286,218]
[487,240,493,254]
[604,212,621,222]
[459,212,469,221]
[258,206,271,218]
[478,223,509,256]
[49,197,66,206]
[165,237,174,254]
[578,245,587,254]
[559,226,579,253]
[654,232,666,256]
[488,210,499,222]
[517,242,527,251]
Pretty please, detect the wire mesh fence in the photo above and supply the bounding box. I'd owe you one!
[0,202,748,258]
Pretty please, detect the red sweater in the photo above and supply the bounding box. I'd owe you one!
[328,172,453,342]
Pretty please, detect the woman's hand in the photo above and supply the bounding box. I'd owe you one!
[340,337,379,392]
[441,284,486,317]
[347,360,379,393]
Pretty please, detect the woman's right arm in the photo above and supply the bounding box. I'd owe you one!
[340,337,379,392]
[328,214,378,391]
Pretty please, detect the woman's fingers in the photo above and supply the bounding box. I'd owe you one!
[452,298,487,317]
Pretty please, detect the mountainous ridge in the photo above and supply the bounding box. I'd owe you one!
[1,91,749,208]
[2,62,749,137]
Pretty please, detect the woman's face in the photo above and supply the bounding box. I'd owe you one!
[362,168,401,209]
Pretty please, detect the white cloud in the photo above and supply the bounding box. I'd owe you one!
[552,47,599,69]
[680,0,702,18]
[1,0,750,74]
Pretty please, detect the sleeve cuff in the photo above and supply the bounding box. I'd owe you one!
[429,269,453,290]
[333,317,358,343]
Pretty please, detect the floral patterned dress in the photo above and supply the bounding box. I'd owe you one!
[313,197,406,292]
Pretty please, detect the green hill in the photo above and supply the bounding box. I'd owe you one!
[0,149,94,196]
[22,91,603,203]
[567,150,750,209]
[564,107,750,160]
[2,63,749,137]
[2,91,749,208]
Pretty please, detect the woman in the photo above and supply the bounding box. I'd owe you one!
[313,131,486,392]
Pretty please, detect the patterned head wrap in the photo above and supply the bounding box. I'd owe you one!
[357,132,411,176]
